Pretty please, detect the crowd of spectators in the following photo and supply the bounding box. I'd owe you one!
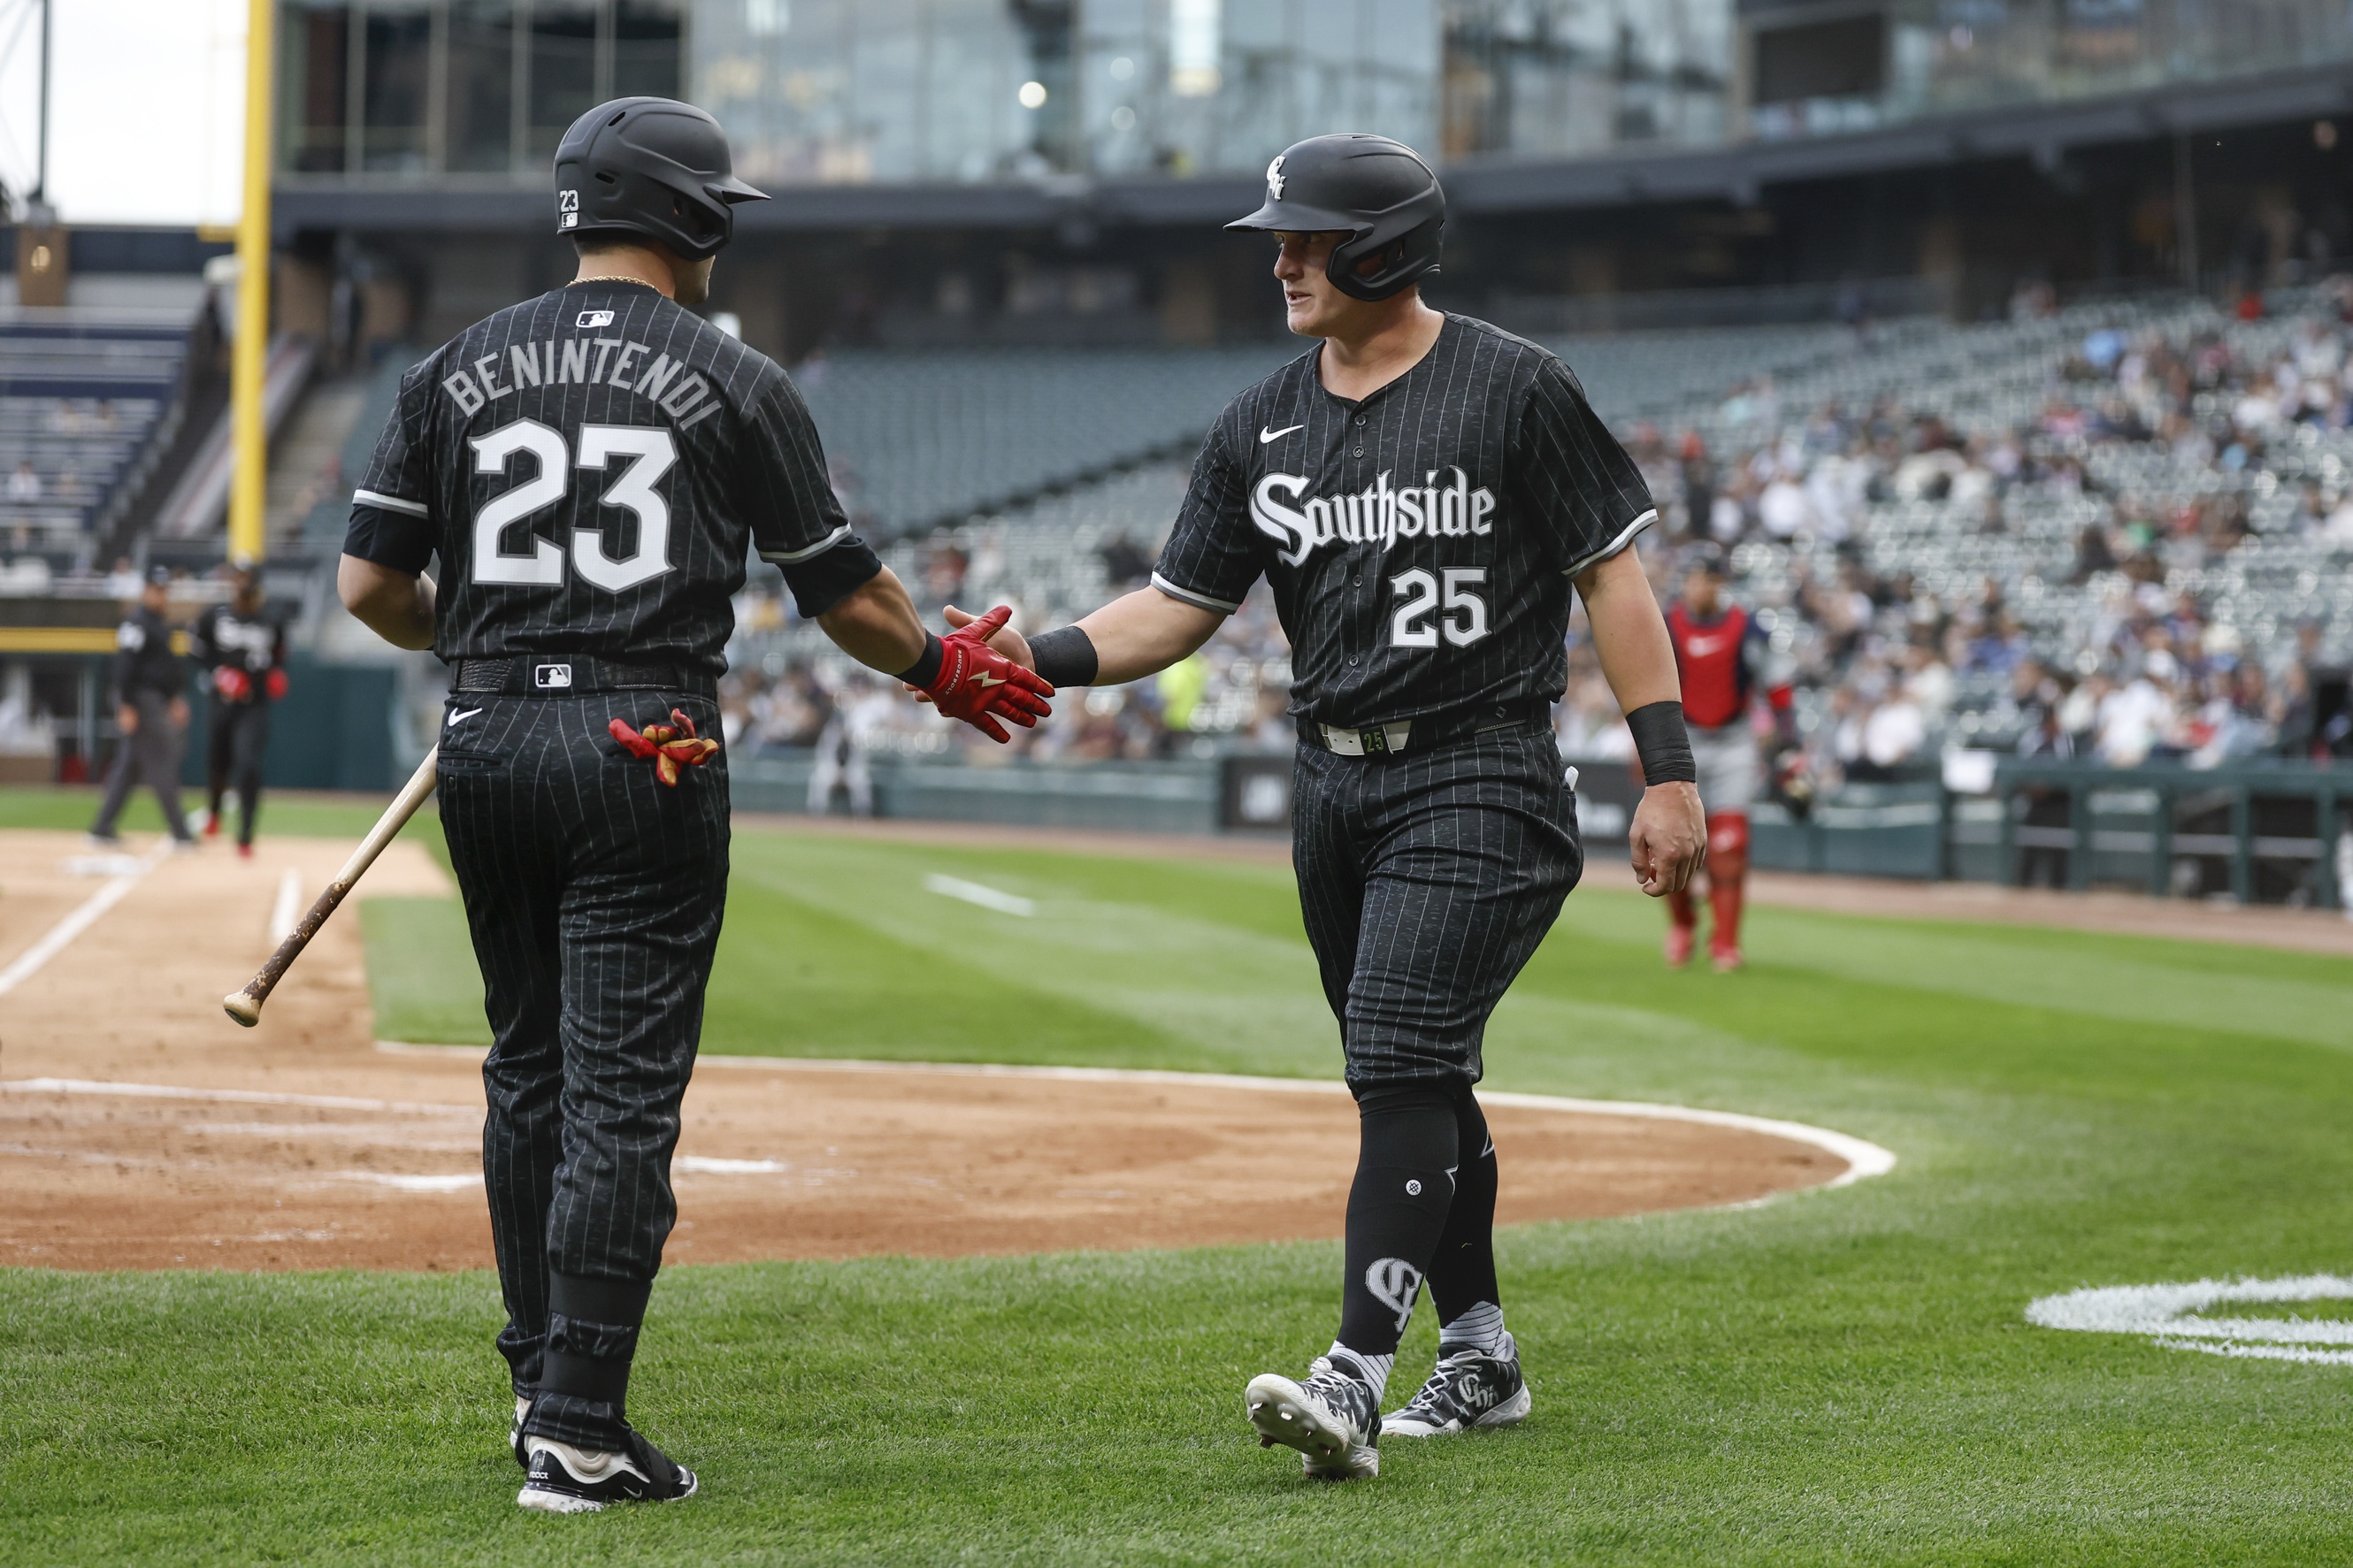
[1590,285,2353,790]
[727,285,2353,797]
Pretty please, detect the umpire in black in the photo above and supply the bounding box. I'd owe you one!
[951,135,1705,1480]
[337,98,1046,1514]
[88,565,195,848]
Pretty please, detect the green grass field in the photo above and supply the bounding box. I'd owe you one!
[11,797,2353,1563]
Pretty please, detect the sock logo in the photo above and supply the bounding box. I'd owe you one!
[1405,1179,1422,1196]
[1365,1258,1423,1335]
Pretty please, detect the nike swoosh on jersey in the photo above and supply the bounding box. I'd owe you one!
[1260,425,1304,444]
[447,708,483,726]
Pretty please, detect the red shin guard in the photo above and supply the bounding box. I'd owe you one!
[1705,813,1750,952]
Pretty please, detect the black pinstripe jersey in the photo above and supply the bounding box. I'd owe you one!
[1153,314,1655,728]
[343,280,878,675]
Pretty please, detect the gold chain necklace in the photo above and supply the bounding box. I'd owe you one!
[570,275,655,288]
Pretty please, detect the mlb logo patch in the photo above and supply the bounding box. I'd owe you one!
[576,310,614,329]
[533,663,574,690]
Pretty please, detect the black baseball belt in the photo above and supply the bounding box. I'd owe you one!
[1297,697,1549,757]
[451,654,717,700]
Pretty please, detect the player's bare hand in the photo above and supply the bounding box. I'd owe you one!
[116,703,137,737]
[943,603,1034,669]
[1629,780,1705,897]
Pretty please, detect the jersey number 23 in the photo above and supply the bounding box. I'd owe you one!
[469,417,674,591]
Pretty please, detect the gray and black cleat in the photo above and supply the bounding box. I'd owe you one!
[1383,1332,1531,1437]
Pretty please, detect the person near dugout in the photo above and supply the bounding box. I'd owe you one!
[88,566,195,849]
[191,564,289,857]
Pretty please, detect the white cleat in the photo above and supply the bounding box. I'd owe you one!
[1245,1357,1381,1480]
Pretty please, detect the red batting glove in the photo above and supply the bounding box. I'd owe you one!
[213,666,252,702]
[609,708,722,786]
[264,667,288,700]
[911,605,1054,744]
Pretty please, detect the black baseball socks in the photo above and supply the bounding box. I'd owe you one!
[1427,1088,1507,1357]
[524,1271,653,1449]
[1332,1084,1460,1399]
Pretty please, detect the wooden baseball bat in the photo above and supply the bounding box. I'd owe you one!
[223,746,440,1028]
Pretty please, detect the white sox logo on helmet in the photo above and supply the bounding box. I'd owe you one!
[1265,156,1285,200]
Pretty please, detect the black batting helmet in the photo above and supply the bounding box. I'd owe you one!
[554,97,768,262]
[1225,134,1445,302]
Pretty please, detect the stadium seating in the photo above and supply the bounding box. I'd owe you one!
[740,287,2353,772]
[0,307,195,560]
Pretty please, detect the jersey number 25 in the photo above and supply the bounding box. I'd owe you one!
[470,417,674,590]
[1390,567,1490,648]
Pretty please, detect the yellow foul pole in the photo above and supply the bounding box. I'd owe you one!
[227,0,277,567]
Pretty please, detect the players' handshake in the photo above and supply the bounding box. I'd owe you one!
[904,603,1055,744]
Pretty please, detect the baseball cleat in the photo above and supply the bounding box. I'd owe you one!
[517,1428,698,1514]
[1664,924,1695,968]
[510,1396,531,1467]
[1711,943,1744,973]
[1383,1334,1531,1437]
[1245,1356,1380,1480]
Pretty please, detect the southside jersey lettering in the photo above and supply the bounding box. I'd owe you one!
[1154,314,1656,729]
[344,279,879,675]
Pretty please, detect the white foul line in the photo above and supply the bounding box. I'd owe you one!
[11,1061,1897,1202]
[0,839,172,997]
[0,1077,471,1116]
[923,874,1036,917]
[379,1044,1897,1197]
[269,868,303,943]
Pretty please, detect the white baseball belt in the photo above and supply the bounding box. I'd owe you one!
[1317,721,1413,757]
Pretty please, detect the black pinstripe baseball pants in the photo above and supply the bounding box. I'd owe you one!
[1292,728,1583,1088]
[438,687,728,1447]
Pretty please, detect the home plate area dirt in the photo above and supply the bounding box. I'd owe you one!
[0,828,1851,1272]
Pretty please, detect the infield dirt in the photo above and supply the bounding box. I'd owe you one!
[0,826,1845,1272]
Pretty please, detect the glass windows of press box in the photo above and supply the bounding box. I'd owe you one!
[1753,0,2353,142]
[694,0,1442,186]
[1438,0,1732,162]
[275,1,684,178]
[694,0,1044,186]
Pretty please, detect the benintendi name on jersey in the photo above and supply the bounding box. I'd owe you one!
[436,331,723,430]
[1248,467,1498,566]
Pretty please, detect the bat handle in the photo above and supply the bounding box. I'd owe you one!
[223,878,354,1027]
[221,745,439,1028]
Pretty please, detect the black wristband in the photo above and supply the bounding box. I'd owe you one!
[1027,625,1098,688]
[898,632,945,689]
[1626,700,1696,784]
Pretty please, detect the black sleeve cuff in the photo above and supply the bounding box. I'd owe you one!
[1627,700,1696,784]
[1027,625,1098,688]
[781,536,884,620]
[898,632,945,688]
[343,505,436,577]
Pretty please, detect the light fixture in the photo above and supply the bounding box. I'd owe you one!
[1019,80,1048,110]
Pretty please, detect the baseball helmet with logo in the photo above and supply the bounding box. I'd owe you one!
[1225,134,1445,302]
[554,97,768,261]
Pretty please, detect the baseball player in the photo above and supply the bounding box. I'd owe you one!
[946,134,1704,1480]
[1660,550,1789,972]
[335,96,1048,1514]
[190,565,288,857]
[88,565,195,849]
